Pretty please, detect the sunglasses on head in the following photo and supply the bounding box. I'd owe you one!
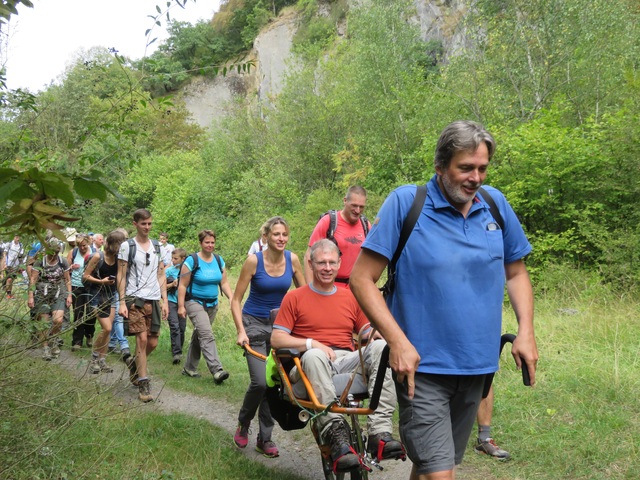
[145,252,151,266]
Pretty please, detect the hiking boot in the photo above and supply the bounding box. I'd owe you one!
[42,346,52,361]
[125,355,139,386]
[233,422,250,448]
[256,436,279,458]
[182,368,201,378]
[121,348,130,362]
[107,345,117,354]
[172,354,182,365]
[138,378,153,403]
[474,438,511,460]
[71,344,81,352]
[99,359,113,373]
[85,336,93,347]
[367,432,405,461]
[57,337,64,347]
[326,421,360,472]
[51,345,61,357]
[213,370,229,385]
[89,358,101,374]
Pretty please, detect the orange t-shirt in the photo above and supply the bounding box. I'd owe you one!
[274,286,369,350]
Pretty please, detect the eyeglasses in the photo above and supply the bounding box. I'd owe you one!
[313,260,339,268]
[145,252,151,266]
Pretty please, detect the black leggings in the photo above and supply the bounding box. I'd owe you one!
[71,286,96,346]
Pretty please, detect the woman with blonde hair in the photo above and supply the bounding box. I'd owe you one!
[231,216,305,457]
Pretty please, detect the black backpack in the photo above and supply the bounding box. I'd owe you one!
[321,209,370,247]
[380,185,504,298]
[179,252,223,303]
[124,238,162,288]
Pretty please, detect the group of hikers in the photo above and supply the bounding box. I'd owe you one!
[2,120,538,480]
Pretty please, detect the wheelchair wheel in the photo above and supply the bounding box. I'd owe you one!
[321,456,366,480]
[324,465,369,480]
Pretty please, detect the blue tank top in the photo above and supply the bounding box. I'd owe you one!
[243,250,294,318]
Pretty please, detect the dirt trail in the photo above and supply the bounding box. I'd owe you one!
[53,350,490,480]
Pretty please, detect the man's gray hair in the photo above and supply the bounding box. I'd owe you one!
[309,239,340,261]
[434,120,496,170]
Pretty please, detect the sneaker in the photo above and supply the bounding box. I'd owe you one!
[172,354,182,365]
[99,359,113,373]
[51,345,61,357]
[89,358,101,374]
[107,345,117,354]
[326,421,360,473]
[42,346,52,361]
[138,378,153,403]
[71,344,81,352]
[125,355,139,386]
[121,348,130,361]
[233,422,250,448]
[256,436,279,458]
[182,368,201,378]
[213,370,229,385]
[474,438,511,460]
[367,432,405,461]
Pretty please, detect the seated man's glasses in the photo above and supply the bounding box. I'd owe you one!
[313,261,339,268]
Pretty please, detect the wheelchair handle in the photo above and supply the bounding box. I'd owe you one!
[500,333,531,386]
[368,343,390,411]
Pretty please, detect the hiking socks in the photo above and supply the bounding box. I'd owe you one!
[478,425,491,442]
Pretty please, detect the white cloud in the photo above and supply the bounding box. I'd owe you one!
[4,0,221,92]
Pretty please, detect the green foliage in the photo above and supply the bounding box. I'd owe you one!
[0,0,32,24]
[241,1,271,49]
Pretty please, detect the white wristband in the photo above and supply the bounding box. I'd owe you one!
[306,338,313,350]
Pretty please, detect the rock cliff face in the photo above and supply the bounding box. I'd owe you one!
[181,0,468,129]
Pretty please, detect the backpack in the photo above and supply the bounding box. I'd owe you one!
[321,210,370,246]
[380,185,504,298]
[180,252,223,303]
[124,238,162,289]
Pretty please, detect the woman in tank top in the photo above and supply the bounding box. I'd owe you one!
[231,216,305,457]
[83,230,126,374]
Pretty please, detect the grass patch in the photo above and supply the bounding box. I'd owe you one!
[0,345,305,480]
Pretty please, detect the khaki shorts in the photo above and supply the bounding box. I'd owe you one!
[128,300,159,337]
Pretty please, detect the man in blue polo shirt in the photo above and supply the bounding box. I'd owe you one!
[350,120,538,480]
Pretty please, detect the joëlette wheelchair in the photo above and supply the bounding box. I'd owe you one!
[243,321,405,480]
[244,322,529,480]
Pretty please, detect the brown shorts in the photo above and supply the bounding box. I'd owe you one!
[128,301,159,337]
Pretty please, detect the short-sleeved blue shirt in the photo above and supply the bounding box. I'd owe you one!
[165,264,181,304]
[184,254,225,307]
[362,175,532,375]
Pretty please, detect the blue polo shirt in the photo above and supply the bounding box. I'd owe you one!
[362,175,532,375]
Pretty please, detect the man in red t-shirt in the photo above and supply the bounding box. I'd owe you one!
[272,239,402,473]
[304,186,370,288]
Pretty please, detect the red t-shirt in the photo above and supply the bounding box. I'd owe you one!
[274,286,369,351]
[308,213,370,285]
